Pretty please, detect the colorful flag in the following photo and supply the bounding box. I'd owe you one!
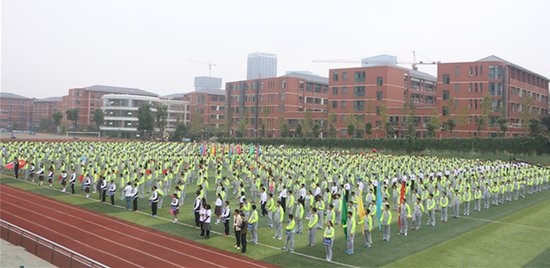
[376,178,382,230]
[358,189,366,235]
[398,180,406,228]
[342,189,349,241]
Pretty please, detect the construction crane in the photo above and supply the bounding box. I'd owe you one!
[188,59,217,76]
[312,51,439,70]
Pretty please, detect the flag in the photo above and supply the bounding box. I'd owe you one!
[398,180,406,228]
[199,144,204,155]
[256,144,260,160]
[249,144,254,156]
[342,189,349,241]
[376,178,382,230]
[211,144,216,156]
[358,189,366,235]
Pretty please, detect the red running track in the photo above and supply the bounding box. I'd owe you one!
[0,184,278,268]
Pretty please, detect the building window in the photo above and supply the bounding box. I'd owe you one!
[354,71,366,82]
[442,74,450,84]
[376,106,381,115]
[332,87,338,95]
[354,86,365,97]
[354,100,365,111]
[376,76,383,86]
[455,66,460,77]
[376,91,383,100]
[332,72,339,81]
[342,72,348,81]
[332,101,338,109]
[489,65,503,80]
[442,106,449,116]
[342,87,347,95]
[454,83,459,93]
[341,101,347,108]
[442,90,450,100]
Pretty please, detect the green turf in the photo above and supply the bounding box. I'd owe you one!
[2,174,549,268]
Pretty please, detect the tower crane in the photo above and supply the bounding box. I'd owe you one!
[312,51,439,70]
[188,59,217,76]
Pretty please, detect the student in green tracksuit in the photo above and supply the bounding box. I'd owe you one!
[249,204,259,245]
[474,188,482,212]
[324,221,335,262]
[381,204,392,241]
[344,211,356,254]
[413,197,424,229]
[426,194,436,227]
[295,199,304,234]
[308,208,319,246]
[363,208,373,248]
[399,198,411,236]
[463,187,471,216]
[452,189,461,218]
[282,214,295,253]
[440,192,449,223]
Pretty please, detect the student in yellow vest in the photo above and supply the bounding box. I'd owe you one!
[463,186,472,216]
[440,192,449,223]
[308,208,319,246]
[381,204,392,241]
[426,193,436,227]
[248,204,259,245]
[363,208,373,248]
[399,198,411,236]
[282,214,296,253]
[295,199,305,234]
[344,211,356,254]
[323,221,335,262]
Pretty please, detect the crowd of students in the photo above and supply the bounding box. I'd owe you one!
[2,141,549,262]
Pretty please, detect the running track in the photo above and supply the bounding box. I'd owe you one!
[0,184,278,268]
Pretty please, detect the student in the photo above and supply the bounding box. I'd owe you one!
[381,204,392,241]
[13,158,19,179]
[315,195,326,229]
[233,209,243,250]
[426,194,436,227]
[47,167,54,188]
[170,193,180,223]
[249,204,259,245]
[215,193,223,224]
[100,177,107,203]
[273,201,283,240]
[453,189,461,218]
[260,187,268,216]
[363,208,373,248]
[29,163,36,183]
[199,203,207,237]
[69,169,76,194]
[193,191,202,228]
[221,201,231,236]
[203,204,212,239]
[124,182,133,210]
[149,186,159,217]
[344,211,356,255]
[324,221,335,262]
[266,193,275,227]
[413,197,425,229]
[399,198,411,236]
[60,170,68,192]
[240,211,248,253]
[463,187,471,216]
[308,208,319,246]
[131,183,139,211]
[440,192,449,223]
[108,180,116,205]
[83,174,91,198]
[37,164,45,186]
[295,199,304,234]
[282,214,295,253]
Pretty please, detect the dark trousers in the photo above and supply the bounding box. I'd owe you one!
[224,220,230,235]
[281,197,286,213]
[70,184,75,194]
[200,222,205,236]
[151,202,158,216]
[14,168,18,179]
[110,194,115,205]
[194,211,200,227]
[241,233,247,253]
[235,230,241,247]
[101,190,106,202]
[133,198,138,211]
[261,201,267,216]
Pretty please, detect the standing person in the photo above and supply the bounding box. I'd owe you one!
[13,158,19,179]
[69,169,76,194]
[47,167,54,188]
[363,209,373,248]
[249,204,259,245]
[344,211,356,255]
[266,193,275,227]
[474,187,482,212]
[124,182,133,210]
[193,191,202,228]
[233,209,243,249]
[426,194,436,227]
[108,180,116,206]
[37,164,45,186]
[100,177,107,203]
[282,214,295,253]
[149,186,159,217]
[83,174,91,198]
[463,187,471,216]
[221,201,231,236]
[60,170,68,192]
[199,203,207,237]
[324,221,335,262]
[413,197,425,230]
[295,199,304,234]
[399,198,411,236]
[215,193,223,224]
[203,204,212,239]
[29,163,36,183]
[273,201,284,240]
[440,192,449,223]
[381,204,392,241]
[131,183,139,211]
[315,195,326,229]
[308,208,319,246]
[452,189,461,218]
[240,211,248,253]
[170,193,180,223]
[260,187,268,216]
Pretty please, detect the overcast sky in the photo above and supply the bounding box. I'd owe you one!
[2,0,549,99]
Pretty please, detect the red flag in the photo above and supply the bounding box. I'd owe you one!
[4,160,26,169]
[398,180,406,227]
[78,175,84,183]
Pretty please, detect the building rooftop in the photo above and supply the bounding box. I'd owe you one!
[409,69,437,81]
[283,71,329,84]
[191,88,226,96]
[0,92,31,100]
[84,85,158,97]
[477,55,549,80]
[33,96,62,103]
[162,93,186,99]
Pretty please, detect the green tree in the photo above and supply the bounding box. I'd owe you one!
[446,118,456,137]
[480,94,491,127]
[170,122,189,141]
[295,123,302,137]
[312,122,320,138]
[303,110,313,138]
[137,104,154,140]
[190,112,205,139]
[39,118,54,133]
[404,98,416,138]
[528,119,541,136]
[426,109,440,138]
[93,109,104,132]
[497,118,508,137]
[154,104,168,138]
[328,124,337,138]
[280,123,290,138]
[347,123,355,138]
[65,109,80,130]
[365,121,372,137]
[475,117,485,135]
[52,111,63,126]
[541,115,550,133]
[260,123,266,138]
[520,95,535,131]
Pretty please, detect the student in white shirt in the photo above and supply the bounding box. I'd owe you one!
[170,193,180,223]
[108,180,117,206]
[123,182,133,210]
[221,201,231,236]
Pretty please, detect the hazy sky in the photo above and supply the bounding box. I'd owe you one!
[2,0,549,99]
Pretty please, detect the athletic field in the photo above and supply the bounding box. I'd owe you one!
[1,171,548,268]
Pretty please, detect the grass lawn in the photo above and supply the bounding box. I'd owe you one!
[2,173,549,268]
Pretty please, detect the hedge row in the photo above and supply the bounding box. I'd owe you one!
[218,136,550,155]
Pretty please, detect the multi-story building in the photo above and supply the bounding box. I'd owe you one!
[194,76,222,91]
[328,65,437,138]
[0,92,33,130]
[437,55,549,137]
[226,72,329,138]
[31,97,63,130]
[184,89,226,133]
[62,85,158,129]
[247,52,277,80]
[100,94,190,138]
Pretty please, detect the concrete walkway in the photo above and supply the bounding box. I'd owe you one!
[0,239,55,268]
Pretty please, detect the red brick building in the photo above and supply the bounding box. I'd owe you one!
[328,65,437,138]
[226,72,329,138]
[0,92,33,130]
[437,56,549,137]
[184,89,226,135]
[31,97,63,131]
[62,85,157,129]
